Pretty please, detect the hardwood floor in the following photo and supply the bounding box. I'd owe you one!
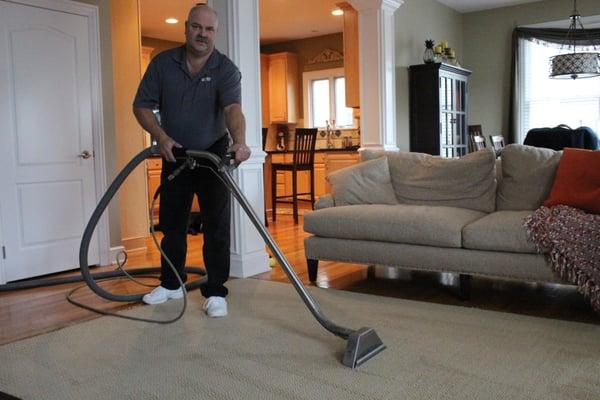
[1,213,597,346]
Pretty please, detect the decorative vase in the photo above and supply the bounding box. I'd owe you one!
[423,39,435,63]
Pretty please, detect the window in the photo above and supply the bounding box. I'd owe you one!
[517,38,600,143]
[303,68,354,128]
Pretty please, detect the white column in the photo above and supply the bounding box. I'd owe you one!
[350,0,402,152]
[212,0,270,277]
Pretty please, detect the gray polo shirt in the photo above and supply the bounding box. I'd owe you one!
[133,46,241,150]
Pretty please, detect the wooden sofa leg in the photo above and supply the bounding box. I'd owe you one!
[458,274,471,301]
[307,259,318,282]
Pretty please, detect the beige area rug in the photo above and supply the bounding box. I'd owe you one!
[1,279,599,400]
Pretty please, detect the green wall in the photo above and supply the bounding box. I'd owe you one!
[394,0,464,151]
[463,0,600,142]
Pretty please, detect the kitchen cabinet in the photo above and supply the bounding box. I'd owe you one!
[146,158,200,225]
[267,52,299,124]
[322,152,359,192]
[409,62,471,158]
[337,2,359,108]
[260,53,270,128]
[146,158,162,225]
[263,151,359,213]
[140,46,154,148]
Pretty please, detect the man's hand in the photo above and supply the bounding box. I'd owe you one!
[229,142,251,163]
[158,135,183,162]
[223,104,248,163]
[132,107,181,161]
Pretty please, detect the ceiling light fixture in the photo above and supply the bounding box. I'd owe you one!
[549,0,600,80]
[165,18,179,24]
[331,9,344,16]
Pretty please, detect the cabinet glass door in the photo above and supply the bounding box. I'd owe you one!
[439,74,468,158]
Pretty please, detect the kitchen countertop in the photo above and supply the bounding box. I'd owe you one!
[148,146,361,159]
[266,145,360,154]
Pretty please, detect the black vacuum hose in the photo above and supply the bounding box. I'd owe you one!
[79,145,205,302]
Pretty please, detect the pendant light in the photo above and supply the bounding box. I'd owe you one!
[549,0,600,80]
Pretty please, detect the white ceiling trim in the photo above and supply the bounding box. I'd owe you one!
[436,0,544,14]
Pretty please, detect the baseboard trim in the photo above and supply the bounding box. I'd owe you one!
[230,251,270,278]
[121,236,147,253]
[108,245,125,265]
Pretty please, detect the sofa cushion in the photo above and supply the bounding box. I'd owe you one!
[543,148,600,214]
[304,204,486,248]
[462,211,538,254]
[326,156,397,206]
[496,144,561,211]
[362,148,496,213]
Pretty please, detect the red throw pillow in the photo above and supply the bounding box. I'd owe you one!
[543,148,600,214]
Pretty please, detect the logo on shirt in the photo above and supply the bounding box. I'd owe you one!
[201,76,212,82]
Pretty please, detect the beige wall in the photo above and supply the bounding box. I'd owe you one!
[77,0,149,250]
[394,0,463,151]
[141,36,183,58]
[76,0,121,247]
[463,0,600,142]
[110,0,148,252]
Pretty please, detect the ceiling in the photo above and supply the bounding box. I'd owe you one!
[140,0,344,44]
[436,0,543,13]
[140,0,547,44]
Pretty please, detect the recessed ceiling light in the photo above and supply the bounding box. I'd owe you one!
[331,9,343,16]
[165,18,179,24]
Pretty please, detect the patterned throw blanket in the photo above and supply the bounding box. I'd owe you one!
[525,205,600,313]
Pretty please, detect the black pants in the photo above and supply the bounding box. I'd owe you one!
[158,137,230,298]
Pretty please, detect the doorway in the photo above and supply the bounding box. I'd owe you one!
[0,0,106,283]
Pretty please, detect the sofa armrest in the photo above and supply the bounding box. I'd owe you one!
[315,194,335,209]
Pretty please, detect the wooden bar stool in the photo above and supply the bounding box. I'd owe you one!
[271,128,317,224]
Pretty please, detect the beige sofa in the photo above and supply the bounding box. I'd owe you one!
[303,144,566,295]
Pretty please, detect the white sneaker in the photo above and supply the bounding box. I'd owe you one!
[142,286,184,305]
[203,296,228,317]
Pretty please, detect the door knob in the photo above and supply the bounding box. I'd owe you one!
[78,150,93,159]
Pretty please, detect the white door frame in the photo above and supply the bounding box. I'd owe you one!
[0,0,109,284]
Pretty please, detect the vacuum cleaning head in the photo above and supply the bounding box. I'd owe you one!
[342,327,386,369]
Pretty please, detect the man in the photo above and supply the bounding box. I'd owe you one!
[133,4,250,317]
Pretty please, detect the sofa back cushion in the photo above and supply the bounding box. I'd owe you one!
[326,156,398,206]
[361,148,497,213]
[496,144,561,211]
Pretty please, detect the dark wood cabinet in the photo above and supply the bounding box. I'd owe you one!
[409,63,471,157]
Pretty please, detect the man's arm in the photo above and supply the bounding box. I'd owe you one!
[224,103,251,163]
[133,107,181,162]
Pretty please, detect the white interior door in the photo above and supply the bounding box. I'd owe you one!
[0,0,100,282]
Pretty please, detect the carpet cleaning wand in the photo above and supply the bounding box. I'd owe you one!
[184,148,386,369]
[75,145,385,368]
